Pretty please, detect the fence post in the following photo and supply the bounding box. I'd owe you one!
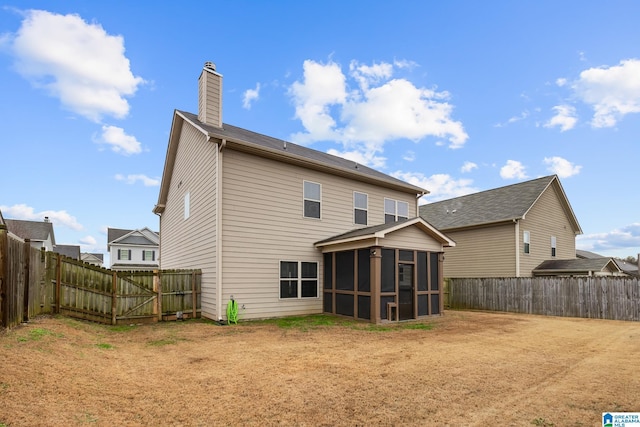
[154,270,162,322]
[55,254,62,314]
[0,225,8,327]
[22,239,31,322]
[111,272,117,325]
[191,271,197,319]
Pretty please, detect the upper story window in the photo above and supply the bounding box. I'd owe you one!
[354,192,368,225]
[303,181,321,219]
[117,249,131,261]
[551,236,557,257]
[280,261,318,299]
[523,231,530,254]
[384,198,409,224]
[143,250,155,261]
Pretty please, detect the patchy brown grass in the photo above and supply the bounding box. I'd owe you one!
[1,310,638,426]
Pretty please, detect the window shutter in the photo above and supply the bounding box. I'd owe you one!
[128,249,132,260]
[117,249,121,260]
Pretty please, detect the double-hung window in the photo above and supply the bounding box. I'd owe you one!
[551,236,556,257]
[303,181,321,219]
[143,250,155,261]
[384,198,409,223]
[280,261,318,299]
[354,192,368,225]
[523,231,531,254]
[117,249,131,261]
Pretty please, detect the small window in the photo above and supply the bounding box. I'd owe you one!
[118,249,131,261]
[143,250,155,261]
[280,261,318,299]
[523,231,530,254]
[551,236,557,257]
[303,181,321,219]
[184,192,190,220]
[354,192,368,225]
[384,198,410,223]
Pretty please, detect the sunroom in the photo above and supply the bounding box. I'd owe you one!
[315,218,455,324]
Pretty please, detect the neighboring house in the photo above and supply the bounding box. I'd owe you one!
[577,249,639,277]
[153,62,455,324]
[532,258,624,276]
[53,244,81,260]
[419,175,582,278]
[81,252,105,267]
[107,227,159,271]
[5,217,56,251]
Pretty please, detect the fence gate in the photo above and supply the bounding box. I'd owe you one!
[115,272,158,325]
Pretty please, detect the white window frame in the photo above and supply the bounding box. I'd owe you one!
[384,198,410,223]
[143,250,155,261]
[118,249,131,261]
[279,260,319,299]
[354,191,368,225]
[303,180,321,219]
[551,236,557,257]
[523,231,530,254]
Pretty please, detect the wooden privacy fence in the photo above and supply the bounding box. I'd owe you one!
[1,225,201,328]
[448,276,640,321]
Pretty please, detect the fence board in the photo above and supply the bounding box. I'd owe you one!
[449,276,640,321]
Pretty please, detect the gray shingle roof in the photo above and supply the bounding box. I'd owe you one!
[5,219,56,244]
[419,175,578,231]
[54,245,81,259]
[533,258,621,274]
[177,110,427,194]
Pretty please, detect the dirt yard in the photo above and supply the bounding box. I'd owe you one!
[1,311,638,426]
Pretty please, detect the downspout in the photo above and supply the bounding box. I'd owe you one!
[416,191,426,217]
[514,219,520,277]
[216,138,226,320]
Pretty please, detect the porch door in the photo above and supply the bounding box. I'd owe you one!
[398,263,414,320]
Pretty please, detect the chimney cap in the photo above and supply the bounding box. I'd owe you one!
[204,61,216,71]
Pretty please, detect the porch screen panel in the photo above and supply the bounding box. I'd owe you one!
[431,294,440,315]
[417,251,427,291]
[418,294,428,316]
[357,249,370,292]
[430,252,440,291]
[323,253,333,290]
[335,294,354,317]
[381,249,395,293]
[358,295,370,320]
[323,293,333,313]
[335,251,354,291]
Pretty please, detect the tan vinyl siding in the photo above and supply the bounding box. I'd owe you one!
[159,124,218,318]
[518,185,577,277]
[441,223,517,278]
[221,149,418,320]
[382,227,444,252]
[197,69,222,128]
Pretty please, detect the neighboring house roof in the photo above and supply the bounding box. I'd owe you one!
[5,218,56,245]
[154,111,429,214]
[576,249,602,259]
[532,258,622,276]
[315,217,456,248]
[54,245,81,259]
[419,175,582,234]
[81,252,104,263]
[576,250,639,277]
[108,227,159,249]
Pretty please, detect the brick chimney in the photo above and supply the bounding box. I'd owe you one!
[198,61,223,128]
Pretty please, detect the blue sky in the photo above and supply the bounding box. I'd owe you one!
[1,1,639,266]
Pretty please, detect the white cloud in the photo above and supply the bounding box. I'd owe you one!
[461,161,478,173]
[242,83,260,109]
[0,203,83,231]
[79,235,97,245]
[115,173,160,186]
[390,171,478,203]
[500,160,527,179]
[288,59,468,164]
[572,59,640,128]
[326,147,386,170]
[556,78,567,87]
[6,9,144,121]
[98,125,142,155]
[544,105,578,132]
[495,110,529,128]
[403,151,416,162]
[543,156,582,178]
[577,223,640,253]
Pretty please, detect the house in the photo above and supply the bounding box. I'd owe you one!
[153,62,455,324]
[81,252,104,267]
[5,217,56,251]
[53,244,81,260]
[532,258,624,276]
[419,175,582,278]
[107,227,159,271]
[577,249,639,277]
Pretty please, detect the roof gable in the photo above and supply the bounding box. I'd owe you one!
[5,219,56,244]
[533,258,622,275]
[108,227,159,246]
[419,175,581,233]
